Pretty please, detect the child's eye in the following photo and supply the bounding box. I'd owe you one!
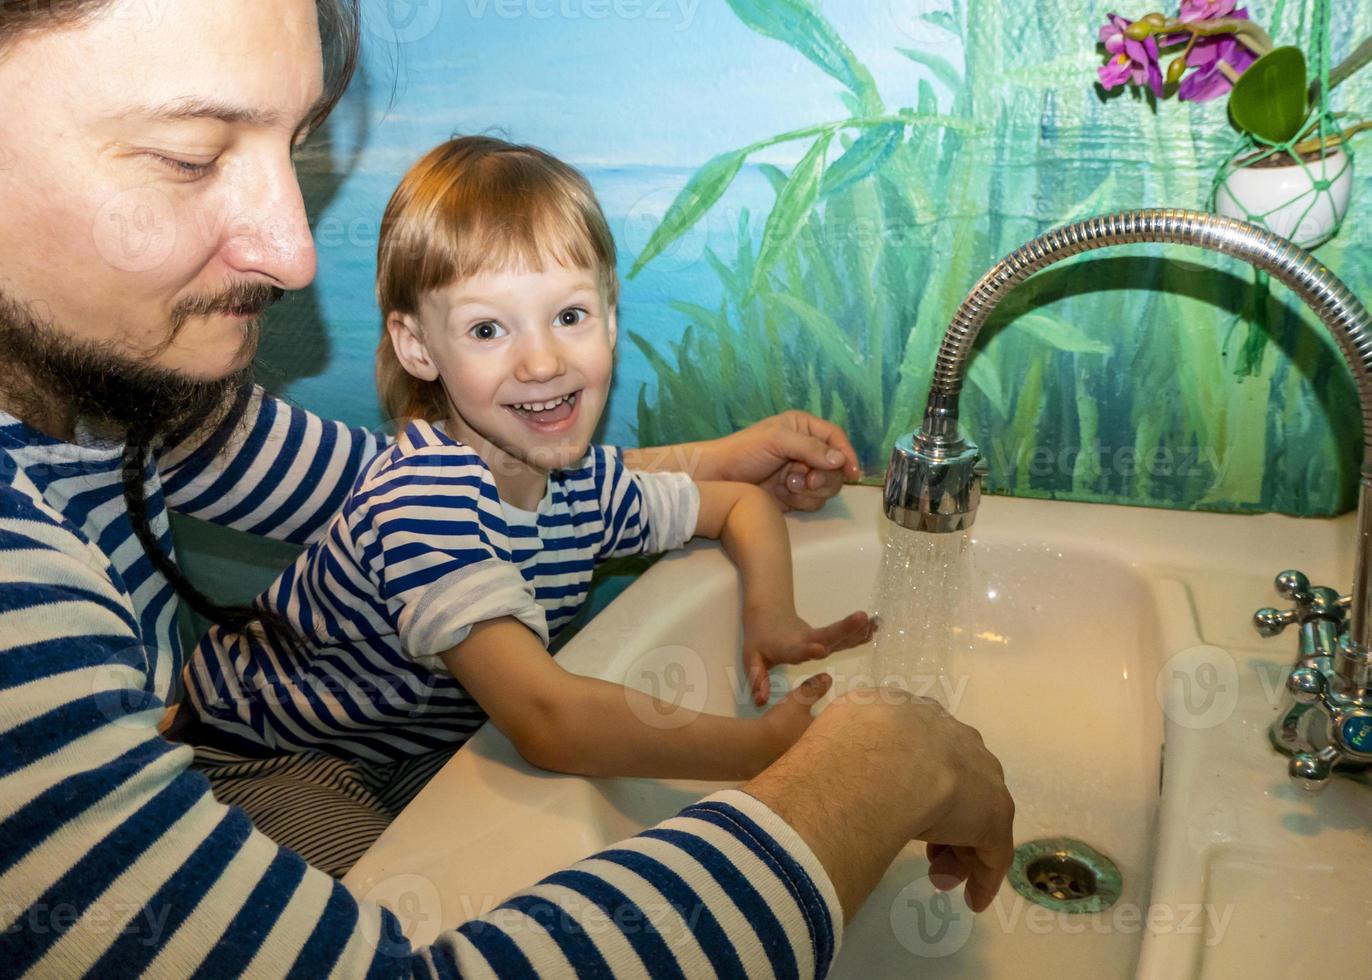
[556,307,588,327]
[469,320,507,341]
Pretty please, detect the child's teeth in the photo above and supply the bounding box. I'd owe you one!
[516,394,573,412]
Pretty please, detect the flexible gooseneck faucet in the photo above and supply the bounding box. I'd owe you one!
[883,208,1372,789]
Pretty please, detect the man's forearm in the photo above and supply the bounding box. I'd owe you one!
[741,724,911,922]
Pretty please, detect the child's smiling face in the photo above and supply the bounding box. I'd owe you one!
[389,262,615,505]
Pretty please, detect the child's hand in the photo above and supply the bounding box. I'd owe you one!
[743,608,876,706]
[761,672,833,749]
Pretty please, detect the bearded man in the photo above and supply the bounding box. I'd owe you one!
[0,1,1013,974]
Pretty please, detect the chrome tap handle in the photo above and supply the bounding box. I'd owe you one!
[1287,666,1327,704]
[1252,572,1345,637]
[1260,571,1372,783]
[1289,745,1340,793]
[1275,569,1312,603]
[1288,712,1372,793]
[1254,607,1298,637]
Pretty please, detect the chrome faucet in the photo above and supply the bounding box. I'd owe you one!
[882,208,1372,792]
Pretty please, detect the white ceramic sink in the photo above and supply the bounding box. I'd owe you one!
[345,487,1372,977]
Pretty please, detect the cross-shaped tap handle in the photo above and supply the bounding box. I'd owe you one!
[1253,571,1347,637]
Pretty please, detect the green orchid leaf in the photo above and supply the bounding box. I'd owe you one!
[628,148,747,278]
[750,133,832,294]
[726,0,882,112]
[1228,46,1309,144]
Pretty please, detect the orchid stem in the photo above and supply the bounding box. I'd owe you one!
[1217,60,1242,84]
[1233,32,1271,57]
[1181,18,1274,54]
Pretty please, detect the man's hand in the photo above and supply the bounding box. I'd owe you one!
[742,609,876,706]
[626,411,861,513]
[742,689,1015,921]
[708,411,861,512]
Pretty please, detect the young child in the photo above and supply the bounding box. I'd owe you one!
[184,136,874,781]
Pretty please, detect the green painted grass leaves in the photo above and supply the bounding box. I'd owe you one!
[822,124,904,199]
[752,133,832,294]
[628,149,746,277]
[628,0,1365,516]
[725,0,881,113]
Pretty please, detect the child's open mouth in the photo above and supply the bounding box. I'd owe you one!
[506,391,580,431]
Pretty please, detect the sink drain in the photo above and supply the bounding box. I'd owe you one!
[1007,838,1122,914]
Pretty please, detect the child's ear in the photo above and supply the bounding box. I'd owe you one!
[607,307,618,350]
[386,311,440,382]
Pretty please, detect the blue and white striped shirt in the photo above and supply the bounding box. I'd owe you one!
[186,418,699,762]
[0,386,840,975]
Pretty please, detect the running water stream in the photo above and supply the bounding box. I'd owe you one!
[866,525,980,712]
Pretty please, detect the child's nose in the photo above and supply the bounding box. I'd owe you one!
[514,333,566,383]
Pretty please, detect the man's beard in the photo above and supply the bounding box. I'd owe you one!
[0,281,281,443]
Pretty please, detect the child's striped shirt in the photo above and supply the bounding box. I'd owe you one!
[186,418,699,762]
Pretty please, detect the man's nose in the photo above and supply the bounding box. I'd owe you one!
[218,152,317,291]
[514,330,566,384]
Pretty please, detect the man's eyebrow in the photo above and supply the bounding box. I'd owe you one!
[128,94,326,132]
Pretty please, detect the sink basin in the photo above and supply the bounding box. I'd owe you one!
[345,487,1372,977]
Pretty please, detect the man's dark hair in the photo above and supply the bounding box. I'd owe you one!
[1,1,360,131]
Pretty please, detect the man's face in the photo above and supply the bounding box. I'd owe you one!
[0,0,325,387]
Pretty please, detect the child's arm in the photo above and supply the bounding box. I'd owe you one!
[694,481,876,707]
[439,618,832,780]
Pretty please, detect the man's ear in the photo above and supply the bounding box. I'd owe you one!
[386,311,439,382]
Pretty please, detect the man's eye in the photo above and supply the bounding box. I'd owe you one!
[151,154,215,178]
[470,321,506,340]
[556,308,588,327]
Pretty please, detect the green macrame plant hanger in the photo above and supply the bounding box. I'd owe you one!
[1210,0,1353,248]
[1209,0,1357,376]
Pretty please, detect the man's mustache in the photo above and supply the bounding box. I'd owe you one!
[172,282,284,324]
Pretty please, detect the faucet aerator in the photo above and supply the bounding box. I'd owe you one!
[883,432,985,533]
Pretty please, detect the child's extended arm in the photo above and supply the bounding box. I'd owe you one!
[439,618,832,780]
[694,481,876,706]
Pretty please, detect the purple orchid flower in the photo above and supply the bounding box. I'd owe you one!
[1177,31,1258,99]
[1178,0,1238,21]
[1177,7,1257,101]
[1097,12,1165,95]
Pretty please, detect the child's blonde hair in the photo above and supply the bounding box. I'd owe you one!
[376,136,619,423]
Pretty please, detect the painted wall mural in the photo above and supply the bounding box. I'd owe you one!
[262,0,1372,516]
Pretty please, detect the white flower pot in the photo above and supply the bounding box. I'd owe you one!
[1214,148,1353,249]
